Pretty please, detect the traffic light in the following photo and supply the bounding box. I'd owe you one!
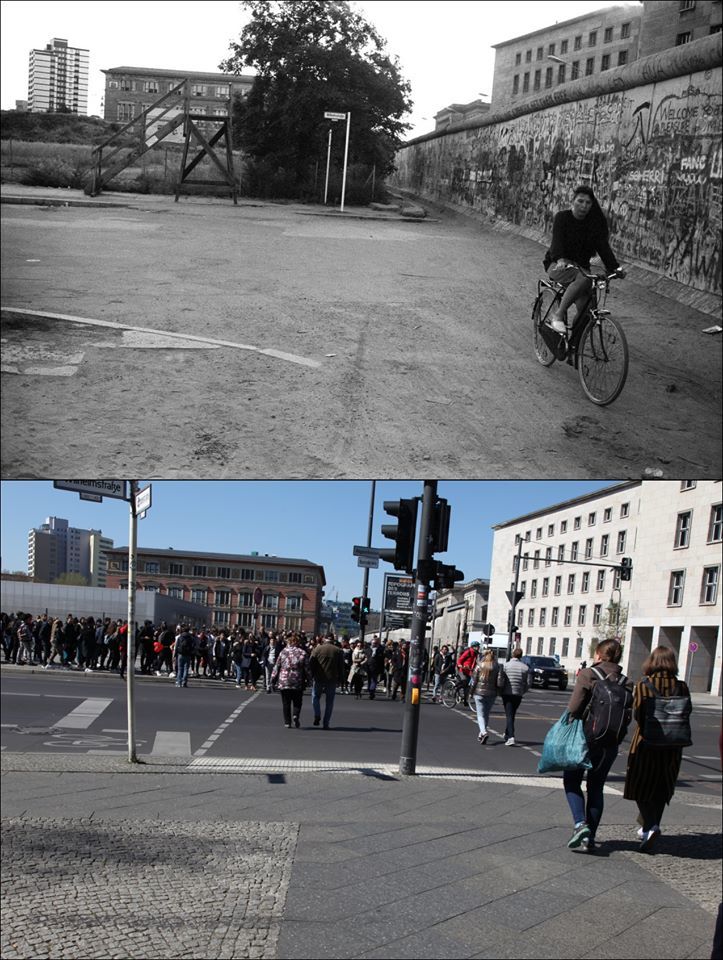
[620,557,633,581]
[351,597,361,622]
[434,563,464,590]
[430,497,451,553]
[507,611,518,632]
[360,597,370,628]
[379,498,418,573]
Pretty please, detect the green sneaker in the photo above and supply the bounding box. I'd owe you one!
[568,822,591,849]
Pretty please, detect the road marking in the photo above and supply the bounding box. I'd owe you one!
[1,307,321,369]
[151,731,192,756]
[194,691,260,757]
[1,341,85,376]
[53,698,112,729]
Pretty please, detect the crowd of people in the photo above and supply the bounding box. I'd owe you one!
[0,611,427,698]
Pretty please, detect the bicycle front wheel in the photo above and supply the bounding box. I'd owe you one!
[532,287,558,367]
[578,315,629,405]
[441,679,458,709]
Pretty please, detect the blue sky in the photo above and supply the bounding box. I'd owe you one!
[1,480,610,607]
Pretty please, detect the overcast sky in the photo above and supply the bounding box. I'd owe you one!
[1,0,630,137]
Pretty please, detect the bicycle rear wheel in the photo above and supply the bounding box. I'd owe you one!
[578,315,629,405]
[532,287,559,367]
[441,679,458,709]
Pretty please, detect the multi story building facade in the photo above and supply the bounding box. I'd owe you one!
[639,0,722,56]
[431,579,489,651]
[491,4,643,112]
[27,517,113,588]
[28,37,89,114]
[488,481,721,694]
[105,547,325,635]
[101,66,254,134]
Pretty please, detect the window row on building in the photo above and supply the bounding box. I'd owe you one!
[511,50,631,93]
[115,583,305,610]
[108,79,232,97]
[109,558,312,584]
[524,635,587,660]
[512,21,634,66]
[519,500,631,542]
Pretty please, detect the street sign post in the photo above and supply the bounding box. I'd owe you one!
[322,110,350,211]
[54,480,128,500]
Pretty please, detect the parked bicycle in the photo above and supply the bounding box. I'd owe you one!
[441,675,476,713]
[532,269,628,405]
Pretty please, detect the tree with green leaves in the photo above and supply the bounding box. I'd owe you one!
[220,0,412,198]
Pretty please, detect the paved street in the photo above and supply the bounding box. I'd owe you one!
[2,186,721,479]
[1,663,721,959]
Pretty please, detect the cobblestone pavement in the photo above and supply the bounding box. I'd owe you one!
[1,751,720,959]
[0,817,298,960]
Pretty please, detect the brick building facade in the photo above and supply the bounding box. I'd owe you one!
[105,547,325,635]
[102,66,253,128]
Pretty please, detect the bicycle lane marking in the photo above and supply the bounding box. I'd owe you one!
[193,691,261,758]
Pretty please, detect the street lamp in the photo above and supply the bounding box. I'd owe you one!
[547,54,569,65]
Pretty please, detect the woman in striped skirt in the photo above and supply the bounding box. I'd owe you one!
[624,646,691,853]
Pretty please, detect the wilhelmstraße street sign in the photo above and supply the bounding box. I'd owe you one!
[135,484,152,515]
[54,480,128,500]
[358,556,379,569]
[324,111,346,120]
[353,545,381,558]
[383,573,416,613]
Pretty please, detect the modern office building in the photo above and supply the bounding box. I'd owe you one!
[487,481,721,694]
[105,547,325,635]
[28,37,89,114]
[491,4,643,111]
[27,517,113,588]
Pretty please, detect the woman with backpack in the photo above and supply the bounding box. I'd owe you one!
[562,638,632,853]
[623,645,692,853]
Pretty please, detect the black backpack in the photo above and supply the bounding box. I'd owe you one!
[177,633,193,656]
[583,666,633,747]
[640,678,693,748]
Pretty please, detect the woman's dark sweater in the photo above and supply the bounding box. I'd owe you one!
[545,209,619,272]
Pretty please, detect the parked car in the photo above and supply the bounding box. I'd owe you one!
[522,656,568,690]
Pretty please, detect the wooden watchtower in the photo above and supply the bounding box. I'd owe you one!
[85,78,238,203]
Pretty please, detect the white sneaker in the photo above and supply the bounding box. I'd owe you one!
[548,316,567,334]
[169,672,176,679]
[505,737,516,746]
[85,668,93,673]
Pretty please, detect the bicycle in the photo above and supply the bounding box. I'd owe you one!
[441,676,476,713]
[532,269,629,405]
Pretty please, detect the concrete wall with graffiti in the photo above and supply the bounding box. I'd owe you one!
[391,34,722,299]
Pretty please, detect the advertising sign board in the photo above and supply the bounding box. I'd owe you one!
[383,573,416,613]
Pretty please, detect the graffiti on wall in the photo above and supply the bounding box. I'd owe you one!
[393,70,722,296]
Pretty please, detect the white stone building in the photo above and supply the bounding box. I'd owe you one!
[487,481,721,695]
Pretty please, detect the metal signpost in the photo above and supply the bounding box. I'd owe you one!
[323,110,350,210]
[52,480,149,763]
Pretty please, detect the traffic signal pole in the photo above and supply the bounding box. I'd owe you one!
[360,480,376,644]
[399,480,437,777]
[506,536,524,662]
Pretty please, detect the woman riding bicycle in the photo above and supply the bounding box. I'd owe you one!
[544,185,625,334]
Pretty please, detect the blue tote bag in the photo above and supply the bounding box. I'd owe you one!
[538,710,592,774]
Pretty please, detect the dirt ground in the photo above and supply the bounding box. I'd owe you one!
[1,187,720,479]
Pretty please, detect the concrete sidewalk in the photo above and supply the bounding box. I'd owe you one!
[1,749,720,960]
[0,183,431,221]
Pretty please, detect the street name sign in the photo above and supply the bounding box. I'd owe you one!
[324,111,347,120]
[135,484,152,515]
[54,480,128,500]
[353,545,381,558]
[358,556,379,569]
[79,492,103,502]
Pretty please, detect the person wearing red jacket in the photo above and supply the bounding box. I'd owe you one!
[456,640,481,706]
